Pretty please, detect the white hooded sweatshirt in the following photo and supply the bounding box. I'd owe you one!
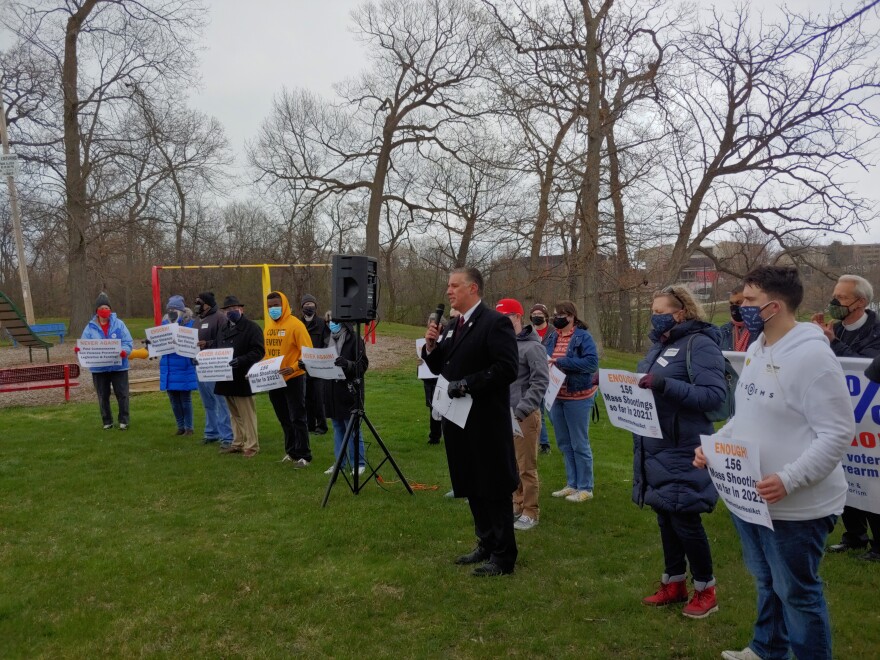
[717,322,854,521]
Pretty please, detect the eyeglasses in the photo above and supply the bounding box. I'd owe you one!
[662,286,686,309]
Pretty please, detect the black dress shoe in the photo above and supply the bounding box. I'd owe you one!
[827,541,868,553]
[454,548,490,565]
[427,437,441,445]
[859,549,880,562]
[472,562,512,577]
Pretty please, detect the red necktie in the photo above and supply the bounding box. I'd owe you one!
[454,315,465,342]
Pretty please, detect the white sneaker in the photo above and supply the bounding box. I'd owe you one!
[353,466,366,476]
[281,455,292,463]
[552,486,576,498]
[324,465,335,475]
[565,490,594,503]
[102,424,113,430]
[292,458,311,468]
[721,648,762,660]
[119,423,128,431]
[514,515,538,531]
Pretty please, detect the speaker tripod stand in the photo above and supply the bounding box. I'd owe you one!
[321,322,414,507]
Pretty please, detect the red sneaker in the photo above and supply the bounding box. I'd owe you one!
[642,580,688,606]
[683,585,718,618]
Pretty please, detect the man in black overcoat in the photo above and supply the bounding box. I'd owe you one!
[423,267,519,576]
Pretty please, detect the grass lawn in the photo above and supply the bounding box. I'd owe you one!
[0,340,877,658]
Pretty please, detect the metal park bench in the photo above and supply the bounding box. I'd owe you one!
[0,290,52,362]
[8,322,66,346]
[0,363,80,401]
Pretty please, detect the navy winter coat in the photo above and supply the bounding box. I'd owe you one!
[632,320,726,513]
[544,326,599,393]
[159,318,198,392]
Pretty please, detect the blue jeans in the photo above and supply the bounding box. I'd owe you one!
[549,396,594,491]
[167,391,193,431]
[731,514,837,660]
[197,380,232,441]
[331,415,365,468]
[539,401,550,448]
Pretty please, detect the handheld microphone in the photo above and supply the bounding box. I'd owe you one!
[433,303,445,329]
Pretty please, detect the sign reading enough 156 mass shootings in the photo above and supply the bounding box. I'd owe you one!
[246,356,286,393]
[76,339,121,369]
[725,351,880,516]
[598,369,663,439]
[700,434,773,530]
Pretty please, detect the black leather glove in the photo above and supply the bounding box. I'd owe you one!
[334,356,352,370]
[447,379,468,398]
[143,338,151,346]
[228,358,240,369]
[191,358,199,366]
[638,372,665,393]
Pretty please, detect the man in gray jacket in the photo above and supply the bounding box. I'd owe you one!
[496,298,550,531]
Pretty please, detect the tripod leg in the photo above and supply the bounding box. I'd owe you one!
[321,415,356,507]
[361,413,414,495]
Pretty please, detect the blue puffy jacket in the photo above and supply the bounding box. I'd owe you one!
[632,320,726,513]
[80,313,133,372]
[159,318,198,392]
[544,326,599,393]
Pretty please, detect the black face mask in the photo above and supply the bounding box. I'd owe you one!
[167,310,179,323]
[729,304,743,323]
[552,316,569,329]
[530,316,546,326]
[302,307,316,318]
[194,303,204,315]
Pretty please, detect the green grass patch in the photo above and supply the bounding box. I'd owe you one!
[0,340,876,658]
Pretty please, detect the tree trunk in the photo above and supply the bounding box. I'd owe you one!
[365,124,394,260]
[606,124,633,351]
[62,1,99,334]
[456,213,478,268]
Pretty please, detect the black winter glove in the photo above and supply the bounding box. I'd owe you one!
[297,359,306,371]
[447,379,468,398]
[866,354,880,384]
[638,372,665,393]
[191,358,199,366]
[228,358,240,369]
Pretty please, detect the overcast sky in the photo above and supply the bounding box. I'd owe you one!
[188,0,880,244]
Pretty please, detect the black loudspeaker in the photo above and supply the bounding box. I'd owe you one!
[331,254,378,322]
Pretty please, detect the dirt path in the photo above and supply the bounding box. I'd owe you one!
[0,335,413,409]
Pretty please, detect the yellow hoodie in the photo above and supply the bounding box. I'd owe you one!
[263,291,313,381]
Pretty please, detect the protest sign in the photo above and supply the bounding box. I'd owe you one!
[416,339,436,380]
[247,356,286,393]
[76,339,121,369]
[725,351,880,516]
[544,365,566,410]
[145,325,176,357]
[432,375,472,429]
[701,434,773,530]
[598,369,662,439]
[510,408,523,437]
[301,347,346,380]
[196,348,233,382]
[174,325,200,358]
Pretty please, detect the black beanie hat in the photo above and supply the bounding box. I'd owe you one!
[301,294,317,307]
[95,292,111,310]
[197,291,216,308]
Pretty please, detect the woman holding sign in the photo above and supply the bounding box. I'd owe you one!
[77,292,133,430]
[634,285,726,619]
[158,295,199,436]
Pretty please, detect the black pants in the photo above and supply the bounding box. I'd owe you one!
[305,375,328,433]
[92,371,130,426]
[268,375,310,461]
[423,379,442,441]
[840,505,880,551]
[468,495,518,572]
[656,510,714,583]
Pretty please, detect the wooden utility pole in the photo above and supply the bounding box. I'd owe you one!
[0,101,35,324]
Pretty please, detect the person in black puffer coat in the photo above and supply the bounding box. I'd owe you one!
[634,284,726,619]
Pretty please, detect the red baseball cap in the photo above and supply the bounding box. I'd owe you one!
[496,298,524,315]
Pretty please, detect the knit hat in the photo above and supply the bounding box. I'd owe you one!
[301,294,317,307]
[495,298,524,316]
[221,295,244,309]
[167,295,186,311]
[197,291,216,308]
[530,303,549,317]
[95,292,111,310]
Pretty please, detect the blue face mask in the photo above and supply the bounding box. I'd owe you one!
[268,306,282,321]
[226,309,242,323]
[740,302,777,337]
[328,322,342,334]
[651,313,677,335]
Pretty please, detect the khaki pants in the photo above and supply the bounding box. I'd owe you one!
[226,395,259,452]
[513,409,541,520]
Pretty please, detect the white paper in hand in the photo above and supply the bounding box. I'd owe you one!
[77,339,122,369]
[247,356,287,393]
[301,347,346,380]
[196,348,234,382]
[432,375,473,429]
[700,434,774,530]
[416,339,436,379]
